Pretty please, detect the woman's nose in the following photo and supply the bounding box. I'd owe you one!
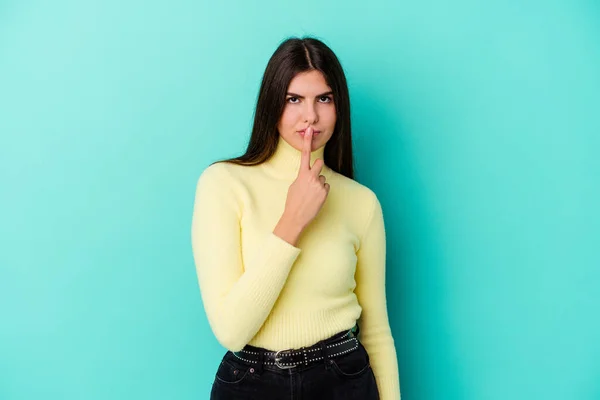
[303,103,318,124]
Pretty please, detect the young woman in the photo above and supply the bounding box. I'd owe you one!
[191,36,401,400]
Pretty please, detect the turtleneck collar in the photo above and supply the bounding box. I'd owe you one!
[261,135,333,180]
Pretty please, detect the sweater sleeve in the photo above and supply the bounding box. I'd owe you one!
[191,163,302,351]
[355,192,401,400]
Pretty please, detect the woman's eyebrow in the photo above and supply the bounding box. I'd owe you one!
[286,91,333,99]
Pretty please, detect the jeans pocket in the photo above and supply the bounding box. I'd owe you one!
[214,354,252,385]
[329,343,372,379]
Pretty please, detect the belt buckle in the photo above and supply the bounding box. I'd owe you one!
[274,349,296,369]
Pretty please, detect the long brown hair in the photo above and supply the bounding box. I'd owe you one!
[211,36,355,180]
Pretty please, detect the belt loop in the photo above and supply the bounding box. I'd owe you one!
[254,348,265,375]
[319,341,331,370]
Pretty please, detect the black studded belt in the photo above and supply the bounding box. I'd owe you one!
[232,324,360,369]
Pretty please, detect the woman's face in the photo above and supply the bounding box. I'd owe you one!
[277,70,337,152]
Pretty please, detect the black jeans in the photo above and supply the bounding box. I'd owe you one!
[210,327,380,400]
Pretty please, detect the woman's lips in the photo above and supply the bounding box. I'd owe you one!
[298,129,320,136]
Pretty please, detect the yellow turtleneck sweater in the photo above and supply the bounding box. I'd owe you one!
[191,136,401,399]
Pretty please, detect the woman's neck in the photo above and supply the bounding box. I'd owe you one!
[261,136,332,180]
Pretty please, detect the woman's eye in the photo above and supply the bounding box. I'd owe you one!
[286,96,333,103]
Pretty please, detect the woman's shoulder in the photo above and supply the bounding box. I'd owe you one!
[198,160,248,181]
[329,170,378,202]
[196,161,246,193]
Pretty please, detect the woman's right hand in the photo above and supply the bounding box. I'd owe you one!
[282,126,330,231]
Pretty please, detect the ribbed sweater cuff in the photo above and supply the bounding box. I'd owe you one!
[246,232,302,310]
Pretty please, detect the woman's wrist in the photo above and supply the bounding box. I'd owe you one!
[273,213,304,247]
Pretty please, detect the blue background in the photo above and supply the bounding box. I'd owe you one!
[1,1,599,399]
